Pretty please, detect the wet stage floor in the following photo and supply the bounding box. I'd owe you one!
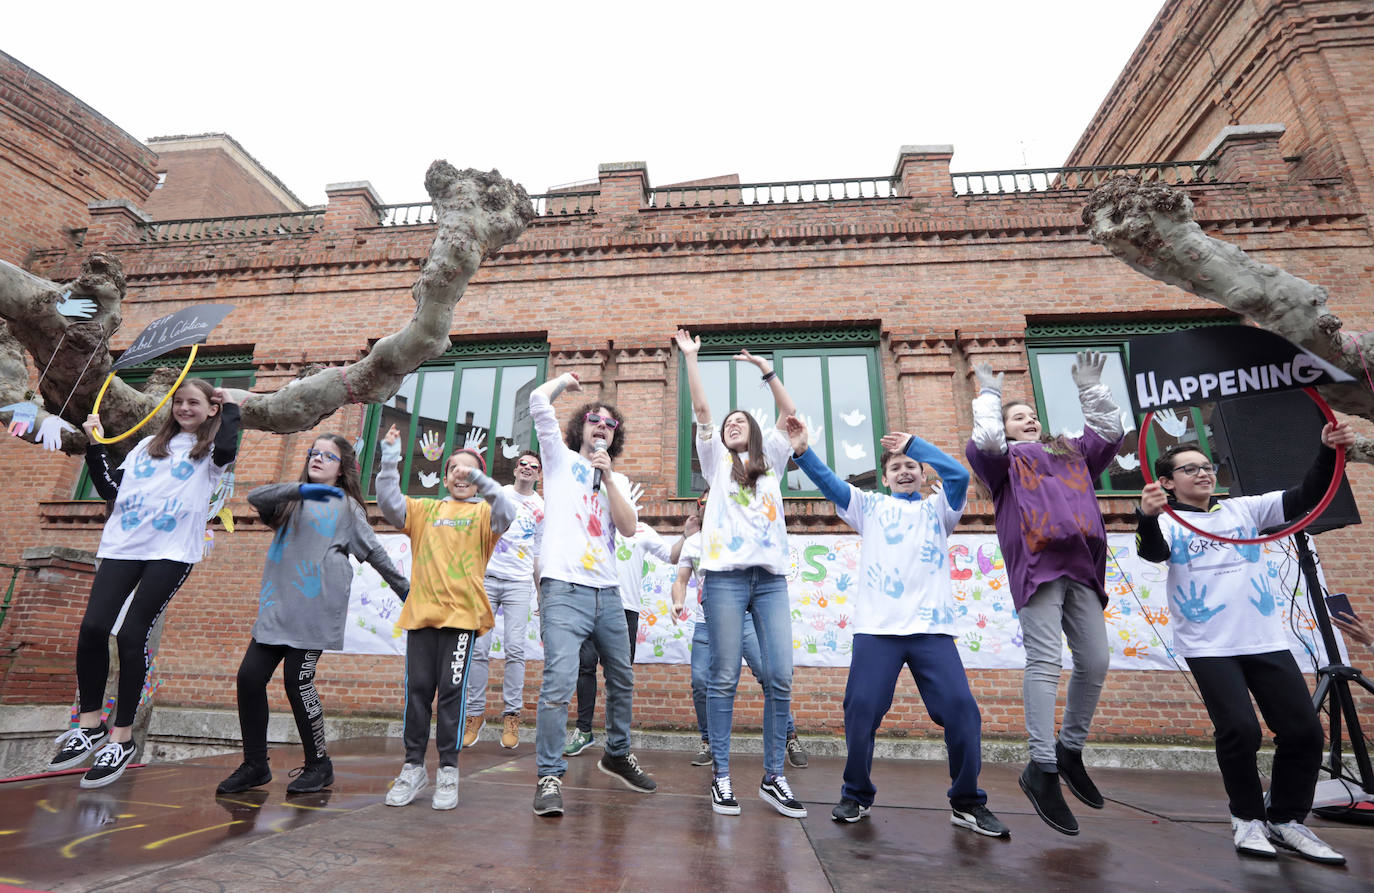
[1,737,1371,892]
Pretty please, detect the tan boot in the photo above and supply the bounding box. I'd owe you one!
[501,713,520,749]
[462,716,483,748]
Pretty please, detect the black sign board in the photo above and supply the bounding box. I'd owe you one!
[1125,325,1353,415]
[112,304,235,371]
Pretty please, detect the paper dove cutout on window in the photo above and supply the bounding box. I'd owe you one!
[418,471,441,488]
[841,440,867,461]
[840,409,866,427]
[501,441,521,459]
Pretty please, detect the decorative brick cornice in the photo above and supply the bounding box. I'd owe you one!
[614,346,671,383]
[889,332,957,375]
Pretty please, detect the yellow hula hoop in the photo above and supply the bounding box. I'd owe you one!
[90,345,199,445]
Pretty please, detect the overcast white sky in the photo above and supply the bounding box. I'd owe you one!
[6,0,1163,207]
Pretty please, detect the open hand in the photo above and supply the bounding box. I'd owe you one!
[1070,351,1108,389]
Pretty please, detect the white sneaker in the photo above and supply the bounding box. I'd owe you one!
[1267,820,1346,865]
[1231,816,1276,858]
[385,763,428,807]
[431,766,459,810]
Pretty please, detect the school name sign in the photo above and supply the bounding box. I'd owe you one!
[1126,325,1353,412]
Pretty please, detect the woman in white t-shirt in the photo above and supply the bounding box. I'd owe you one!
[674,328,804,819]
[49,379,239,789]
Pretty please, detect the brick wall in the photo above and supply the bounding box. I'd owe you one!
[0,50,157,267]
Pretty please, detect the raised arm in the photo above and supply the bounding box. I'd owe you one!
[784,413,854,511]
[1071,351,1124,442]
[82,414,121,500]
[375,424,408,528]
[735,348,796,425]
[674,329,712,425]
[969,363,1007,456]
[531,372,580,461]
[1282,421,1355,520]
[211,390,241,467]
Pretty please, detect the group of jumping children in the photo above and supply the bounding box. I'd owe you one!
[47,332,1353,865]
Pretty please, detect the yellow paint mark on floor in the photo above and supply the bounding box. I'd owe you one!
[143,821,242,850]
[0,829,18,836]
[278,801,349,812]
[60,824,148,859]
[35,799,59,814]
[120,799,185,810]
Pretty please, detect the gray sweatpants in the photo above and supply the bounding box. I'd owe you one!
[1018,577,1109,767]
[403,627,476,769]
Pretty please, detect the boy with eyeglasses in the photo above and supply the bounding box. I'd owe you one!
[1136,420,1354,864]
[528,373,657,817]
[464,450,543,750]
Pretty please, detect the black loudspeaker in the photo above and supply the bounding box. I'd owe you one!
[1209,390,1361,535]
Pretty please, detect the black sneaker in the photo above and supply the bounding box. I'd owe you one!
[81,740,137,789]
[1019,762,1078,835]
[831,797,870,823]
[786,733,809,769]
[759,774,807,818]
[286,758,334,794]
[49,724,109,771]
[691,739,712,766]
[711,775,740,816]
[533,775,564,816]
[951,802,1011,838]
[216,760,272,794]
[1055,740,1104,809]
[597,752,657,793]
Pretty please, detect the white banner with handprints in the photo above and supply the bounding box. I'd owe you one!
[340,533,1334,671]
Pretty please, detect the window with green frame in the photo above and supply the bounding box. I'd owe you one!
[676,327,886,497]
[1025,320,1238,494]
[74,351,256,499]
[359,339,548,498]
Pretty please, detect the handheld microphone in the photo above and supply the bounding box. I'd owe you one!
[591,438,607,493]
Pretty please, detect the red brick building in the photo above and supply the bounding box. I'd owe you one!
[2,0,1372,756]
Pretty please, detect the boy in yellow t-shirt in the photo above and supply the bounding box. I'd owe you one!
[376,425,515,810]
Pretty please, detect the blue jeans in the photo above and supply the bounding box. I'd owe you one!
[466,575,533,717]
[703,568,793,777]
[690,616,795,740]
[534,579,634,778]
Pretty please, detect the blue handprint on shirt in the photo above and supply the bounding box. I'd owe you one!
[878,504,906,544]
[570,462,589,484]
[170,455,195,480]
[293,562,323,599]
[119,494,147,530]
[1231,529,1261,563]
[727,535,745,551]
[1168,528,1194,565]
[1248,577,1276,616]
[150,497,181,532]
[307,502,340,539]
[266,528,287,564]
[132,451,156,479]
[1173,581,1226,623]
[258,579,276,610]
[919,541,945,570]
[867,564,904,599]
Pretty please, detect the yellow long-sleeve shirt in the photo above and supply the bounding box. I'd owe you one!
[398,496,497,636]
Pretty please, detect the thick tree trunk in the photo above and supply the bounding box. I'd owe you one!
[1083,175,1374,462]
[0,161,533,455]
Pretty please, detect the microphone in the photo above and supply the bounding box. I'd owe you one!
[591,438,607,493]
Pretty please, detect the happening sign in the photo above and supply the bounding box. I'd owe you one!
[112,304,235,370]
[1126,325,1353,414]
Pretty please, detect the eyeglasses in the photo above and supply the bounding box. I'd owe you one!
[584,412,620,430]
[517,460,541,470]
[696,494,708,507]
[307,448,341,463]
[1170,462,1216,477]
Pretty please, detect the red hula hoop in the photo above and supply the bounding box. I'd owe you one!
[1138,386,1344,545]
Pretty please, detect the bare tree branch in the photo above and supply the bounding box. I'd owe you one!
[0,162,534,454]
[1083,176,1374,442]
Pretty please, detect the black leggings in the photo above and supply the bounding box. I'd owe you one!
[76,558,192,728]
[575,609,638,733]
[1186,650,1324,823]
[236,640,326,766]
